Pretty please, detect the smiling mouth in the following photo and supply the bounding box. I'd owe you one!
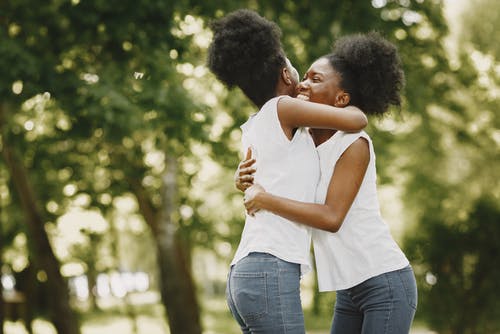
[296,94,310,101]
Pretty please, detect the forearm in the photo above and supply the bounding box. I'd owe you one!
[278,97,367,132]
[254,192,342,232]
[321,106,367,132]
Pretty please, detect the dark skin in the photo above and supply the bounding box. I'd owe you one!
[235,57,368,191]
[271,57,367,141]
[238,57,370,233]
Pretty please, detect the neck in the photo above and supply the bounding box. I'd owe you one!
[275,87,291,97]
[275,80,294,97]
[310,128,336,146]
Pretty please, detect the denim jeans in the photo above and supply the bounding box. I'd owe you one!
[226,252,305,334]
[331,266,417,334]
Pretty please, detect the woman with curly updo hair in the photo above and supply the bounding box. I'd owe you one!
[243,32,417,333]
[207,9,367,334]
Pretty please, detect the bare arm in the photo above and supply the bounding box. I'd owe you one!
[277,96,367,133]
[244,138,369,232]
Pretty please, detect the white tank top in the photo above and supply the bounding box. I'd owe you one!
[231,96,320,275]
[312,131,409,291]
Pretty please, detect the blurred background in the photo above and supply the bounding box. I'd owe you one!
[0,0,499,333]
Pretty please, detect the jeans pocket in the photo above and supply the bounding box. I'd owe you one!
[398,267,418,310]
[231,272,268,321]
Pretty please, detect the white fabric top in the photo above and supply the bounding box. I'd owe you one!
[312,131,409,291]
[231,96,320,275]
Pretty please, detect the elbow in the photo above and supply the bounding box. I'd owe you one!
[346,114,367,132]
[326,224,341,233]
[355,114,368,131]
[324,217,342,233]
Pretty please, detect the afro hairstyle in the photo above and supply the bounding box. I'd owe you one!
[207,9,286,108]
[323,32,405,116]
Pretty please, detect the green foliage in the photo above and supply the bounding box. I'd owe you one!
[405,197,500,333]
[1,0,499,332]
[399,0,500,329]
[461,0,500,59]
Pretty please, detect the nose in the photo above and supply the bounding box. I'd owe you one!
[297,79,309,90]
[296,80,309,94]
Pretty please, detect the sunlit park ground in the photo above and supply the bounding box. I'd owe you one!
[4,292,434,334]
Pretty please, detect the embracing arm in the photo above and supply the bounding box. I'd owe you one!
[277,96,367,132]
[244,138,369,232]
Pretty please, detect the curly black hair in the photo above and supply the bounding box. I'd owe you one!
[323,32,404,116]
[207,9,286,108]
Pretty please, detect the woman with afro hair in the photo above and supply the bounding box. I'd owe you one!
[243,32,417,333]
[207,9,367,334]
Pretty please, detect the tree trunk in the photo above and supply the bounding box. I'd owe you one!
[107,214,138,334]
[86,260,98,311]
[131,155,202,334]
[0,127,80,334]
[155,232,201,334]
[85,232,100,312]
[157,156,201,334]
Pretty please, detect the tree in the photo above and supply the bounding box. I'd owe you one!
[0,121,80,334]
[0,1,207,332]
[461,0,500,60]
[1,1,256,332]
[3,1,496,333]
[406,198,500,333]
[401,0,500,332]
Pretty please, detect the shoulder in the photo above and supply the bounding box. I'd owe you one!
[275,95,294,110]
[259,95,289,114]
[335,131,370,152]
[339,137,370,167]
[338,130,371,142]
[347,137,369,152]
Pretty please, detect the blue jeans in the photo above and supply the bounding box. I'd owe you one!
[226,252,305,334]
[331,266,417,334]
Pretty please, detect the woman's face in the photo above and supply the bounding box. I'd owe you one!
[296,57,345,106]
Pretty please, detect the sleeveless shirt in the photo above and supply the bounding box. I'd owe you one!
[231,96,320,275]
[312,131,409,291]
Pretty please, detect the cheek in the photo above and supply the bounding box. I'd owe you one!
[312,87,335,105]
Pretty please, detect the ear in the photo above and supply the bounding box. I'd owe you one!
[335,91,350,107]
[281,67,293,85]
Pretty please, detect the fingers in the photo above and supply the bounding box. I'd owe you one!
[245,147,252,160]
[238,168,255,178]
[239,174,254,182]
[244,203,259,217]
[235,168,255,191]
[238,179,254,190]
[236,182,252,192]
[239,158,256,169]
[241,182,253,190]
[246,209,257,217]
[236,183,245,192]
[236,171,254,191]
